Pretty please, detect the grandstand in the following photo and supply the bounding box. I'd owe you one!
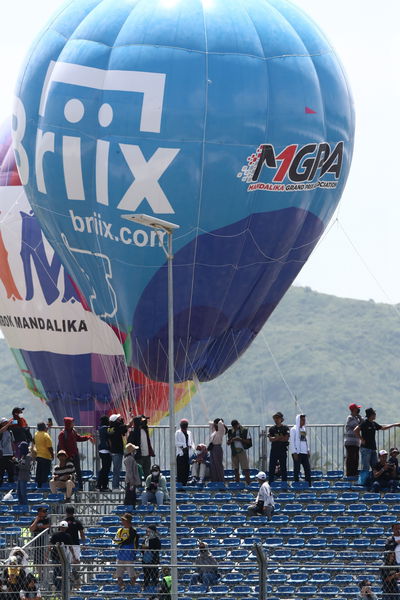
[0,424,398,599]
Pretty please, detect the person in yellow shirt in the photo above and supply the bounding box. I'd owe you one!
[34,422,54,487]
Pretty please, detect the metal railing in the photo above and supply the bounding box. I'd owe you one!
[26,423,400,480]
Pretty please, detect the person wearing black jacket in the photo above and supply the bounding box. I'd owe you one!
[227,420,251,485]
[141,524,161,589]
[96,415,111,492]
[267,412,290,484]
[127,416,155,479]
[108,414,128,491]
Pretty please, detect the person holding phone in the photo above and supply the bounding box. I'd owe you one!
[0,417,15,484]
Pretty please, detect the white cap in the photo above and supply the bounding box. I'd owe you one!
[109,414,121,422]
[379,449,388,456]
[256,471,267,480]
[58,521,68,528]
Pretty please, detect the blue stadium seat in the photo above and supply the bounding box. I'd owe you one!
[343,527,362,536]
[267,573,287,583]
[291,481,310,490]
[343,585,362,595]
[288,573,308,584]
[304,503,324,514]
[221,573,244,584]
[280,527,297,536]
[188,584,207,594]
[370,503,389,513]
[322,526,341,536]
[338,491,359,502]
[264,537,284,548]
[307,537,327,549]
[312,481,330,490]
[298,492,317,502]
[199,504,219,514]
[298,584,318,596]
[282,503,303,514]
[205,482,226,490]
[270,514,289,524]
[276,492,295,502]
[319,492,338,502]
[192,526,213,536]
[215,526,234,536]
[291,514,311,524]
[326,470,344,479]
[287,536,305,548]
[270,549,291,560]
[320,584,341,595]
[209,585,230,595]
[227,482,245,490]
[300,526,319,536]
[326,503,346,514]
[276,585,295,597]
[233,585,252,594]
[102,584,121,594]
[309,572,331,584]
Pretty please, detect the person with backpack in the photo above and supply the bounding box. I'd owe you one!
[227,420,252,485]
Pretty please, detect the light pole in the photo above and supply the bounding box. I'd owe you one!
[121,213,179,600]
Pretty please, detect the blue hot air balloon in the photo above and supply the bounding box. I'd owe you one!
[13,0,354,383]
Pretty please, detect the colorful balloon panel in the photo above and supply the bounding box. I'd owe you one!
[14,0,355,383]
[0,121,193,424]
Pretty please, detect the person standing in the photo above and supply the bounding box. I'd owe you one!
[50,521,75,591]
[208,418,227,483]
[0,417,15,484]
[29,506,50,577]
[175,419,195,486]
[34,422,54,488]
[9,408,32,458]
[16,442,32,505]
[354,408,400,473]
[227,420,251,485]
[344,403,363,477]
[267,412,290,484]
[114,512,139,589]
[381,551,400,600]
[247,471,275,518]
[141,524,161,590]
[57,417,93,491]
[108,414,128,491]
[128,416,155,479]
[96,415,111,492]
[64,505,85,589]
[124,443,141,507]
[289,414,312,487]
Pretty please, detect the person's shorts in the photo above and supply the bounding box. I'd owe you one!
[115,559,137,578]
[232,451,249,471]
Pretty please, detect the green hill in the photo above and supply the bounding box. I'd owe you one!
[1,286,399,426]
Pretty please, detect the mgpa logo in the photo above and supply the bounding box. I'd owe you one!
[237,141,344,192]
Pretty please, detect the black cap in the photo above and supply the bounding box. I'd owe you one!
[273,412,284,419]
[365,407,376,417]
[147,524,157,532]
[12,407,24,414]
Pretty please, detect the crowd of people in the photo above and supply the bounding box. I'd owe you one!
[2,405,400,597]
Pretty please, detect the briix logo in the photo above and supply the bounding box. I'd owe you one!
[237,141,343,192]
[13,61,180,213]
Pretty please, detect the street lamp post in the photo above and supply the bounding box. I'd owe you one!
[121,213,179,600]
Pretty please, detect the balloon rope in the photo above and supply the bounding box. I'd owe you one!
[260,329,339,470]
[336,219,400,320]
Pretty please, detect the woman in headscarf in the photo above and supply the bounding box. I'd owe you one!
[208,418,227,482]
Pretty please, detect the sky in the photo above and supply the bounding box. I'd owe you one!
[1,0,400,305]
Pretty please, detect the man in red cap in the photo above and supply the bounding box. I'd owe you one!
[344,403,363,477]
[58,418,93,490]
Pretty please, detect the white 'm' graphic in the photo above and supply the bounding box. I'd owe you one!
[39,61,166,133]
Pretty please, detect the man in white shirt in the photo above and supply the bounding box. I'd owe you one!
[289,414,311,486]
[175,419,195,485]
[247,471,274,518]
